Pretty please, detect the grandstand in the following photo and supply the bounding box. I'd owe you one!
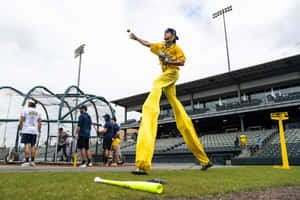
[257,128,300,158]
[112,54,300,165]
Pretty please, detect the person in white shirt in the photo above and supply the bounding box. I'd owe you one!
[65,132,72,161]
[19,99,42,167]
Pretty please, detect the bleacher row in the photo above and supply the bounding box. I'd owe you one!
[120,129,276,154]
[2,129,298,162]
[257,129,300,158]
[273,91,300,103]
[121,91,300,127]
[216,99,262,111]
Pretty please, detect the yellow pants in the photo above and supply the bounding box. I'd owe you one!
[136,69,209,172]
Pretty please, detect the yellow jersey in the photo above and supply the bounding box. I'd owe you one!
[240,134,246,146]
[150,43,186,72]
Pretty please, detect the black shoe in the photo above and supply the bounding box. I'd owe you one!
[131,168,148,175]
[200,162,213,171]
[147,179,167,184]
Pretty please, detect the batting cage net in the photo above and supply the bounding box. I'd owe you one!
[0,85,115,163]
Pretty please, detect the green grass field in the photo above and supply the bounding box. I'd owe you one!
[0,166,300,200]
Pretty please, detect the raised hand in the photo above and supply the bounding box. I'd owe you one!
[130,32,138,40]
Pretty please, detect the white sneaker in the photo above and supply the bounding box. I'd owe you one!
[111,162,117,166]
[79,163,87,168]
[21,162,31,167]
[88,162,93,167]
[30,162,36,167]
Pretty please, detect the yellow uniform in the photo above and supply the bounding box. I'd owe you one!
[240,134,246,147]
[135,43,210,172]
[112,138,120,146]
[150,43,183,72]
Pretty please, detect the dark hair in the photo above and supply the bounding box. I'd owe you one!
[59,128,63,131]
[28,99,37,108]
[29,103,35,108]
[111,117,117,121]
[28,102,36,108]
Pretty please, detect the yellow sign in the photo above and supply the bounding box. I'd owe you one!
[270,112,288,120]
[270,112,290,169]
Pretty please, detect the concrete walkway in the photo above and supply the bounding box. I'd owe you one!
[0,163,239,173]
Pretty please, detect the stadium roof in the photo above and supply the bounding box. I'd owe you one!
[112,54,300,107]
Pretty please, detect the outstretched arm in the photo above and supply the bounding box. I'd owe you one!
[130,33,151,47]
[165,60,185,66]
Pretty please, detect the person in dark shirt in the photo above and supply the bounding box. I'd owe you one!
[97,114,114,167]
[234,136,239,148]
[111,116,121,166]
[75,105,92,168]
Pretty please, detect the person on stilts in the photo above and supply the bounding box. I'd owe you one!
[129,28,213,174]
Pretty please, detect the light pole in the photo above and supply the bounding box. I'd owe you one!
[73,44,85,118]
[213,5,232,72]
[74,44,85,88]
[69,44,85,163]
[3,94,12,147]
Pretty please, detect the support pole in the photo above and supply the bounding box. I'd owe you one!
[190,93,194,112]
[271,112,290,169]
[124,106,128,141]
[239,115,245,132]
[273,119,290,169]
[237,84,241,103]
[223,12,231,72]
[3,94,12,147]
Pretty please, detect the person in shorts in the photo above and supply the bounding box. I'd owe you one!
[111,116,121,166]
[75,105,92,168]
[97,114,114,167]
[19,99,42,167]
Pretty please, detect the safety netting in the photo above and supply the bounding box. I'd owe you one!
[0,85,115,162]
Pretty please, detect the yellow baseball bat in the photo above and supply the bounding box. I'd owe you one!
[73,139,78,168]
[94,177,163,194]
[73,152,77,168]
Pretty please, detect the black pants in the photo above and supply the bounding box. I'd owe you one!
[57,144,67,158]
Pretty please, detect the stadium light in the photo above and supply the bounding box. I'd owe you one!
[213,5,232,72]
[74,44,85,88]
[73,44,85,145]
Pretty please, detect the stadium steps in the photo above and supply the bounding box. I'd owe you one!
[250,130,278,157]
[237,149,251,158]
[256,128,300,158]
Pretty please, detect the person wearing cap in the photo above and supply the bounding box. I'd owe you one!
[129,28,212,173]
[96,114,114,167]
[111,116,121,166]
[57,127,68,161]
[75,105,92,167]
[19,99,42,167]
[65,131,72,161]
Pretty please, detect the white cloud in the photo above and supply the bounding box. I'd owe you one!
[1,0,300,145]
